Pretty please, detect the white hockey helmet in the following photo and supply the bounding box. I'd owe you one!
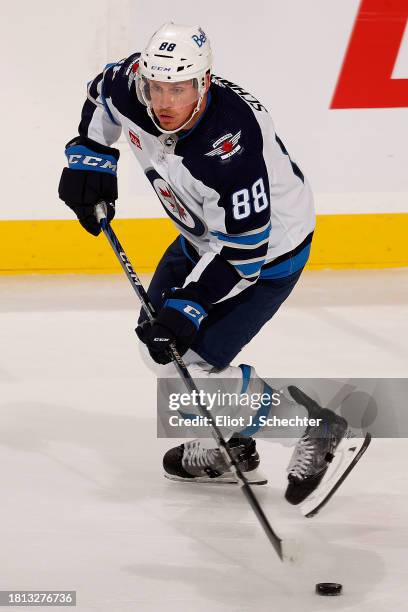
[138,22,212,134]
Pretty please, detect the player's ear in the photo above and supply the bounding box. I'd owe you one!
[205,71,211,91]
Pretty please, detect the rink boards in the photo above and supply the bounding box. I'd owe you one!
[0,212,407,274]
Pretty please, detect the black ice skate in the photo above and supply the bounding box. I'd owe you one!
[285,386,348,505]
[163,435,267,484]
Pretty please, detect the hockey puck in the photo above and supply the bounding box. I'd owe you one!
[315,583,342,596]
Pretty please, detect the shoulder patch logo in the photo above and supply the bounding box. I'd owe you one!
[129,129,142,150]
[205,131,242,160]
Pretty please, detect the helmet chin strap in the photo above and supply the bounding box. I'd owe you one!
[146,93,204,135]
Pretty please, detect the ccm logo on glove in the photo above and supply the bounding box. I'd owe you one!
[182,304,206,323]
[67,145,118,175]
[135,288,211,364]
[164,298,206,327]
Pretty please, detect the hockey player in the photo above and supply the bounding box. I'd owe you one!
[58,23,350,506]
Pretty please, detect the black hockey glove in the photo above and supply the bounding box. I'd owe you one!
[135,288,211,365]
[58,136,120,236]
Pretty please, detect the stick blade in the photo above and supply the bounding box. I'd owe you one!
[300,432,371,518]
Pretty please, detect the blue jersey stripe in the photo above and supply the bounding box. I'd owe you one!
[233,259,265,276]
[211,222,271,246]
[260,243,311,279]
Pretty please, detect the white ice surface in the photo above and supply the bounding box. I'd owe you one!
[0,270,407,611]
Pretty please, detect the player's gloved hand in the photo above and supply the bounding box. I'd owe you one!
[135,288,210,365]
[58,136,120,236]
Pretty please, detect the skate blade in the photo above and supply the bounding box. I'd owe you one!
[300,432,371,518]
[164,467,268,485]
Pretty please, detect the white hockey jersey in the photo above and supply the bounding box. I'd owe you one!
[77,53,315,304]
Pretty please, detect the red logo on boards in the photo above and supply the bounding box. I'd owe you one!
[331,0,408,109]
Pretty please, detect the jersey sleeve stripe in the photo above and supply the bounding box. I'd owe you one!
[87,74,103,105]
[100,93,120,126]
[100,76,121,126]
[215,237,270,250]
[210,222,271,246]
[220,243,269,261]
[228,255,266,266]
[231,259,265,277]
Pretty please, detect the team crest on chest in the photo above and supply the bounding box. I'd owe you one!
[145,168,206,237]
[159,186,190,224]
[205,130,242,160]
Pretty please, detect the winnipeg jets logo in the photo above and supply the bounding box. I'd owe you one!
[205,130,242,160]
[159,187,188,222]
[145,168,207,237]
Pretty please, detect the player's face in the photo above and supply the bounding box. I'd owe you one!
[147,79,200,131]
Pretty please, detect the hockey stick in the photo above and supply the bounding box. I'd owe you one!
[95,202,298,563]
